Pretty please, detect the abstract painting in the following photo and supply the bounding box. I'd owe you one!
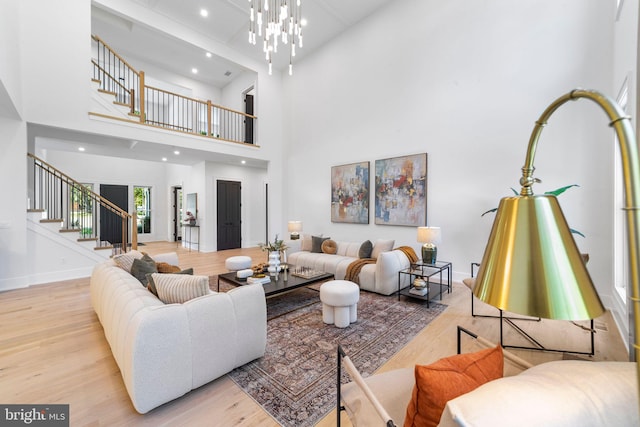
[374,153,427,226]
[331,161,369,224]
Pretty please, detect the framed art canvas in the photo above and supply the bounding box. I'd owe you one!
[331,161,370,224]
[374,153,427,226]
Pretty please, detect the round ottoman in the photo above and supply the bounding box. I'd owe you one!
[319,280,360,328]
[225,255,252,271]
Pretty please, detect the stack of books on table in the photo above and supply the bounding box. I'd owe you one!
[247,276,272,285]
[409,287,428,296]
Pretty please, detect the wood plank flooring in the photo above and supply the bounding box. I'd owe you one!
[0,241,629,426]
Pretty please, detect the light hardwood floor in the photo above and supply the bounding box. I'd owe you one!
[0,241,629,426]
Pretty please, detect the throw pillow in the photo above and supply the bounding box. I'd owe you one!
[156,262,181,273]
[403,345,504,427]
[358,240,373,259]
[147,268,194,296]
[112,250,143,273]
[311,235,330,253]
[371,239,395,259]
[148,272,208,304]
[301,234,313,252]
[130,254,158,286]
[321,239,337,254]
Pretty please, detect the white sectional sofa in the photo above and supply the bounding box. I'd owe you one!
[89,252,267,414]
[287,237,412,295]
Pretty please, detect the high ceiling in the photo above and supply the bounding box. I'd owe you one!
[39,0,396,167]
[92,0,394,87]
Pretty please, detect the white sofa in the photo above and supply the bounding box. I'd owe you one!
[89,253,267,414]
[286,238,412,295]
[341,360,639,426]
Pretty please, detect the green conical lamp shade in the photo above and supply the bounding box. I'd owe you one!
[473,194,605,320]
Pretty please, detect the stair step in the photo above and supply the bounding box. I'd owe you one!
[78,237,98,242]
[59,228,80,233]
[95,245,113,251]
[98,88,117,97]
[113,101,130,108]
[27,209,45,213]
[41,218,62,223]
[91,78,101,84]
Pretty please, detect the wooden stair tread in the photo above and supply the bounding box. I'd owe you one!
[59,229,81,233]
[40,219,62,223]
[98,88,116,97]
[94,246,113,251]
[78,238,98,242]
[27,209,45,213]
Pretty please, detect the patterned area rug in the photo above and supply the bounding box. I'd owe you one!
[225,287,447,427]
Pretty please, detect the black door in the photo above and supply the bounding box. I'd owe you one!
[244,94,254,144]
[217,180,241,250]
[100,184,128,245]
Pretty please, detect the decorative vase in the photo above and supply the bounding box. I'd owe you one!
[267,251,281,277]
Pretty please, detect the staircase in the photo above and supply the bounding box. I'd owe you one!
[27,153,137,261]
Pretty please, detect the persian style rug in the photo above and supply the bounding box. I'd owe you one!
[226,287,447,427]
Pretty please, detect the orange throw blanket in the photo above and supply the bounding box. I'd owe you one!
[344,246,419,284]
[345,258,376,284]
[394,246,419,264]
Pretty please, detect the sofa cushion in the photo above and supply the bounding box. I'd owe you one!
[439,360,639,427]
[371,239,395,259]
[131,254,158,286]
[359,240,373,258]
[322,239,338,254]
[404,345,503,427]
[301,233,313,251]
[312,236,330,253]
[112,250,143,273]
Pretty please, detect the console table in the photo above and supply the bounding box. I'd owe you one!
[182,224,199,252]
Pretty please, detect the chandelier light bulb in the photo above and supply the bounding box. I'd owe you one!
[248,0,303,75]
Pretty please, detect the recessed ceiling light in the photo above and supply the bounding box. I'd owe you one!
[174,150,180,155]
[78,147,85,152]
[162,157,167,162]
[301,18,308,26]
[241,160,246,164]
[191,68,198,74]
[206,52,212,58]
[200,9,208,17]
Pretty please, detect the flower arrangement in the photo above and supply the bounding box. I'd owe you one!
[259,234,288,252]
[183,211,196,224]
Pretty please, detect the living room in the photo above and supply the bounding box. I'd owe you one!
[0,0,638,425]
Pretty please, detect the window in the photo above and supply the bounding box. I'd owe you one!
[134,186,152,234]
[70,183,94,237]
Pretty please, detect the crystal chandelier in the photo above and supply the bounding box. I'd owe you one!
[248,0,303,75]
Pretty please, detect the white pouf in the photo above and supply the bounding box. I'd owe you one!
[319,280,360,328]
[225,256,252,271]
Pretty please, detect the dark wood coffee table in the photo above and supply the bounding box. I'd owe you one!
[217,270,334,297]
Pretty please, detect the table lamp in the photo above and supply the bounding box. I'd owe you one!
[288,221,302,240]
[472,89,640,405]
[417,226,441,264]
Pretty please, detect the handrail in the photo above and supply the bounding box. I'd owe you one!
[91,60,130,94]
[91,34,258,145]
[28,153,137,253]
[91,34,140,76]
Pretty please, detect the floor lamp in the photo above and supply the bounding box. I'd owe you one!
[472,89,640,405]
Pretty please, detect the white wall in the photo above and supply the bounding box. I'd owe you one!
[283,0,616,297]
[0,1,22,119]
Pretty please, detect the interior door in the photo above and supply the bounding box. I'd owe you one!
[100,184,128,246]
[217,180,241,250]
[244,94,254,144]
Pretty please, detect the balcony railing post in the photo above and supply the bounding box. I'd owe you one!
[207,100,212,137]
[131,211,138,251]
[139,71,145,124]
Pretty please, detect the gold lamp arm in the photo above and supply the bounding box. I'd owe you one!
[519,89,640,367]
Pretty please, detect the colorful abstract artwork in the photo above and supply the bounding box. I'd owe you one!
[331,161,370,224]
[374,153,427,226]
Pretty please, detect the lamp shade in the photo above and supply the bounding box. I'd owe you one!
[288,221,303,233]
[417,226,442,245]
[473,194,604,321]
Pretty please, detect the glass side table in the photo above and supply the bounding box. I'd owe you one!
[397,260,452,306]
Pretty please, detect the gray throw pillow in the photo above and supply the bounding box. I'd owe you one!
[311,235,330,253]
[359,240,373,259]
[131,254,157,286]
